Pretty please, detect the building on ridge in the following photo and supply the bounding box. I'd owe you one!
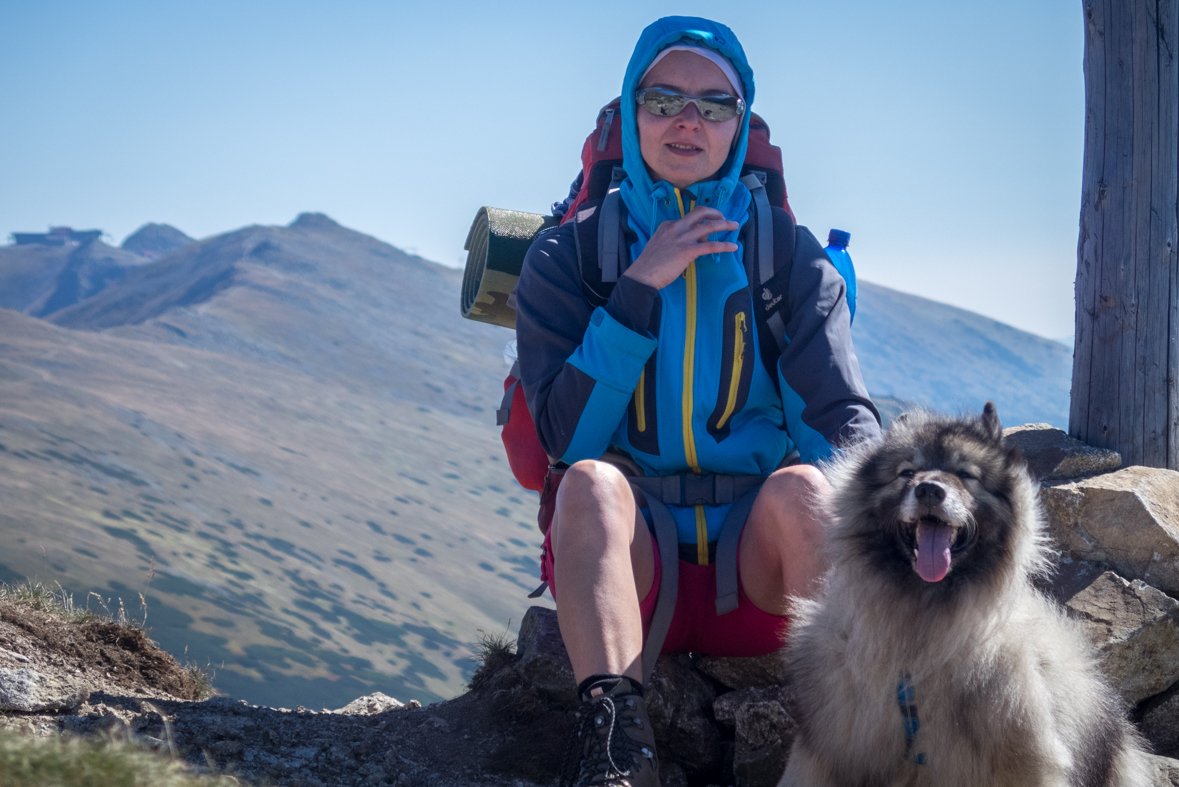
[10,226,103,246]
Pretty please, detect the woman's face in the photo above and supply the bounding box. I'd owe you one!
[637,50,741,190]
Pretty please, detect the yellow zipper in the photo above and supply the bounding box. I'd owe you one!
[673,188,701,475]
[675,187,707,564]
[714,312,747,431]
[635,369,646,432]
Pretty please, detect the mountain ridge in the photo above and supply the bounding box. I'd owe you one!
[0,212,1072,709]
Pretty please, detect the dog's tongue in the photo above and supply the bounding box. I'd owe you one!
[915,522,953,582]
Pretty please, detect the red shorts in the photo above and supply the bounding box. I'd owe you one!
[539,522,790,658]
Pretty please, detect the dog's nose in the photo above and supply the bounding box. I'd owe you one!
[915,482,946,504]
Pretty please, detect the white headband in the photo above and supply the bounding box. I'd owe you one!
[640,45,744,100]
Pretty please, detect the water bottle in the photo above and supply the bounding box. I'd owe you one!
[825,229,857,323]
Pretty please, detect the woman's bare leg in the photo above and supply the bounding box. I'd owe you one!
[550,459,655,684]
[739,464,832,616]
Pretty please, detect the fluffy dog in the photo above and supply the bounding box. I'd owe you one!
[778,403,1151,787]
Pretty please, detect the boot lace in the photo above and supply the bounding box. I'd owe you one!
[559,693,644,787]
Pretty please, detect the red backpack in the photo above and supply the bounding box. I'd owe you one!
[499,98,796,495]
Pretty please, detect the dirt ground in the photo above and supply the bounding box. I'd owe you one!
[0,599,570,786]
[0,600,203,702]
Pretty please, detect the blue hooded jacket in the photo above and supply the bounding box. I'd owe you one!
[618,17,755,262]
[515,17,880,542]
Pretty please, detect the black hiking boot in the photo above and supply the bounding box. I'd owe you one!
[559,675,660,787]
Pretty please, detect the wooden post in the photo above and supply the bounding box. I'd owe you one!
[1072,0,1179,468]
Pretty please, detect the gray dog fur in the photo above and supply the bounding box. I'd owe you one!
[779,404,1151,786]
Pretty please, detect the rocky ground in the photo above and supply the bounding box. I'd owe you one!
[4,423,1179,785]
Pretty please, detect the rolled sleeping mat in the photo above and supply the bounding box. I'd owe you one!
[461,207,557,329]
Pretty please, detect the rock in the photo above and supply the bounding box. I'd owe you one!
[1065,571,1179,704]
[1042,466,1179,595]
[1003,423,1121,481]
[696,650,790,690]
[331,692,404,716]
[713,686,783,728]
[209,739,244,758]
[647,653,721,780]
[1148,754,1179,786]
[1142,691,1179,757]
[659,762,689,787]
[1037,557,1109,605]
[515,606,576,707]
[733,697,795,787]
[0,668,84,712]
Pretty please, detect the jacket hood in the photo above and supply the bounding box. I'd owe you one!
[619,16,755,245]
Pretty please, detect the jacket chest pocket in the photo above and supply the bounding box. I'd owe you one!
[627,298,661,456]
[707,290,755,442]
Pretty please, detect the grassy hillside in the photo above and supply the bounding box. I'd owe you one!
[854,280,1072,428]
[0,308,546,710]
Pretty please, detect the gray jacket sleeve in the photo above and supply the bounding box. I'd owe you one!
[774,218,881,456]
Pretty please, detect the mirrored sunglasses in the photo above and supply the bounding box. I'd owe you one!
[634,87,746,122]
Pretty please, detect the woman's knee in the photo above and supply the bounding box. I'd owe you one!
[552,460,634,541]
[558,460,631,503]
[765,463,830,507]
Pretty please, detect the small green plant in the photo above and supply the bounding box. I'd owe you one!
[0,731,244,786]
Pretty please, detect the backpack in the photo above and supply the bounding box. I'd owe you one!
[499,99,847,498]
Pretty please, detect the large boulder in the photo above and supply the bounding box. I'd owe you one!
[1041,466,1179,595]
[514,606,576,707]
[696,650,790,691]
[1142,691,1179,758]
[1037,557,1109,605]
[1004,423,1121,481]
[713,686,795,787]
[733,696,794,787]
[1149,754,1179,786]
[1065,571,1179,704]
[647,654,722,781]
[329,692,404,715]
[0,667,86,712]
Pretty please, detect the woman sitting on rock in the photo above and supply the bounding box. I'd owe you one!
[515,16,880,786]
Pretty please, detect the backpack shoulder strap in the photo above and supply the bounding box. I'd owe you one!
[599,166,628,283]
[739,171,775,288]
[571,198,610,307]
[741,186,797,379]
[496,360,521,426]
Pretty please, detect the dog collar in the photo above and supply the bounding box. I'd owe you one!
[896,673,927,766]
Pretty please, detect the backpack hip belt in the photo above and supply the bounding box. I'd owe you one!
[627,471,766,684]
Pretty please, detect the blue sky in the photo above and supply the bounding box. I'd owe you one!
[1,0,1083,339]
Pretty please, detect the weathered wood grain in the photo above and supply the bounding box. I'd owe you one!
[1072,0,1179,469]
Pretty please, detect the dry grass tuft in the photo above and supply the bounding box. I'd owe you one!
[181,656,219,701]
[468,626,517,690]
[0,581,99,624]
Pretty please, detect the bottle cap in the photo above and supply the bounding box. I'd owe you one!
[827,229,851,248]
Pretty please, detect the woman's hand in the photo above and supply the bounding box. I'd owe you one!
[622,206,739,290]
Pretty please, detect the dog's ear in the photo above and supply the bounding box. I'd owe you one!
[981,401,1002,442]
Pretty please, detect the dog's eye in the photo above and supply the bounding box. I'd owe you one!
[957,470,975,481]
[898,469,915,479]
